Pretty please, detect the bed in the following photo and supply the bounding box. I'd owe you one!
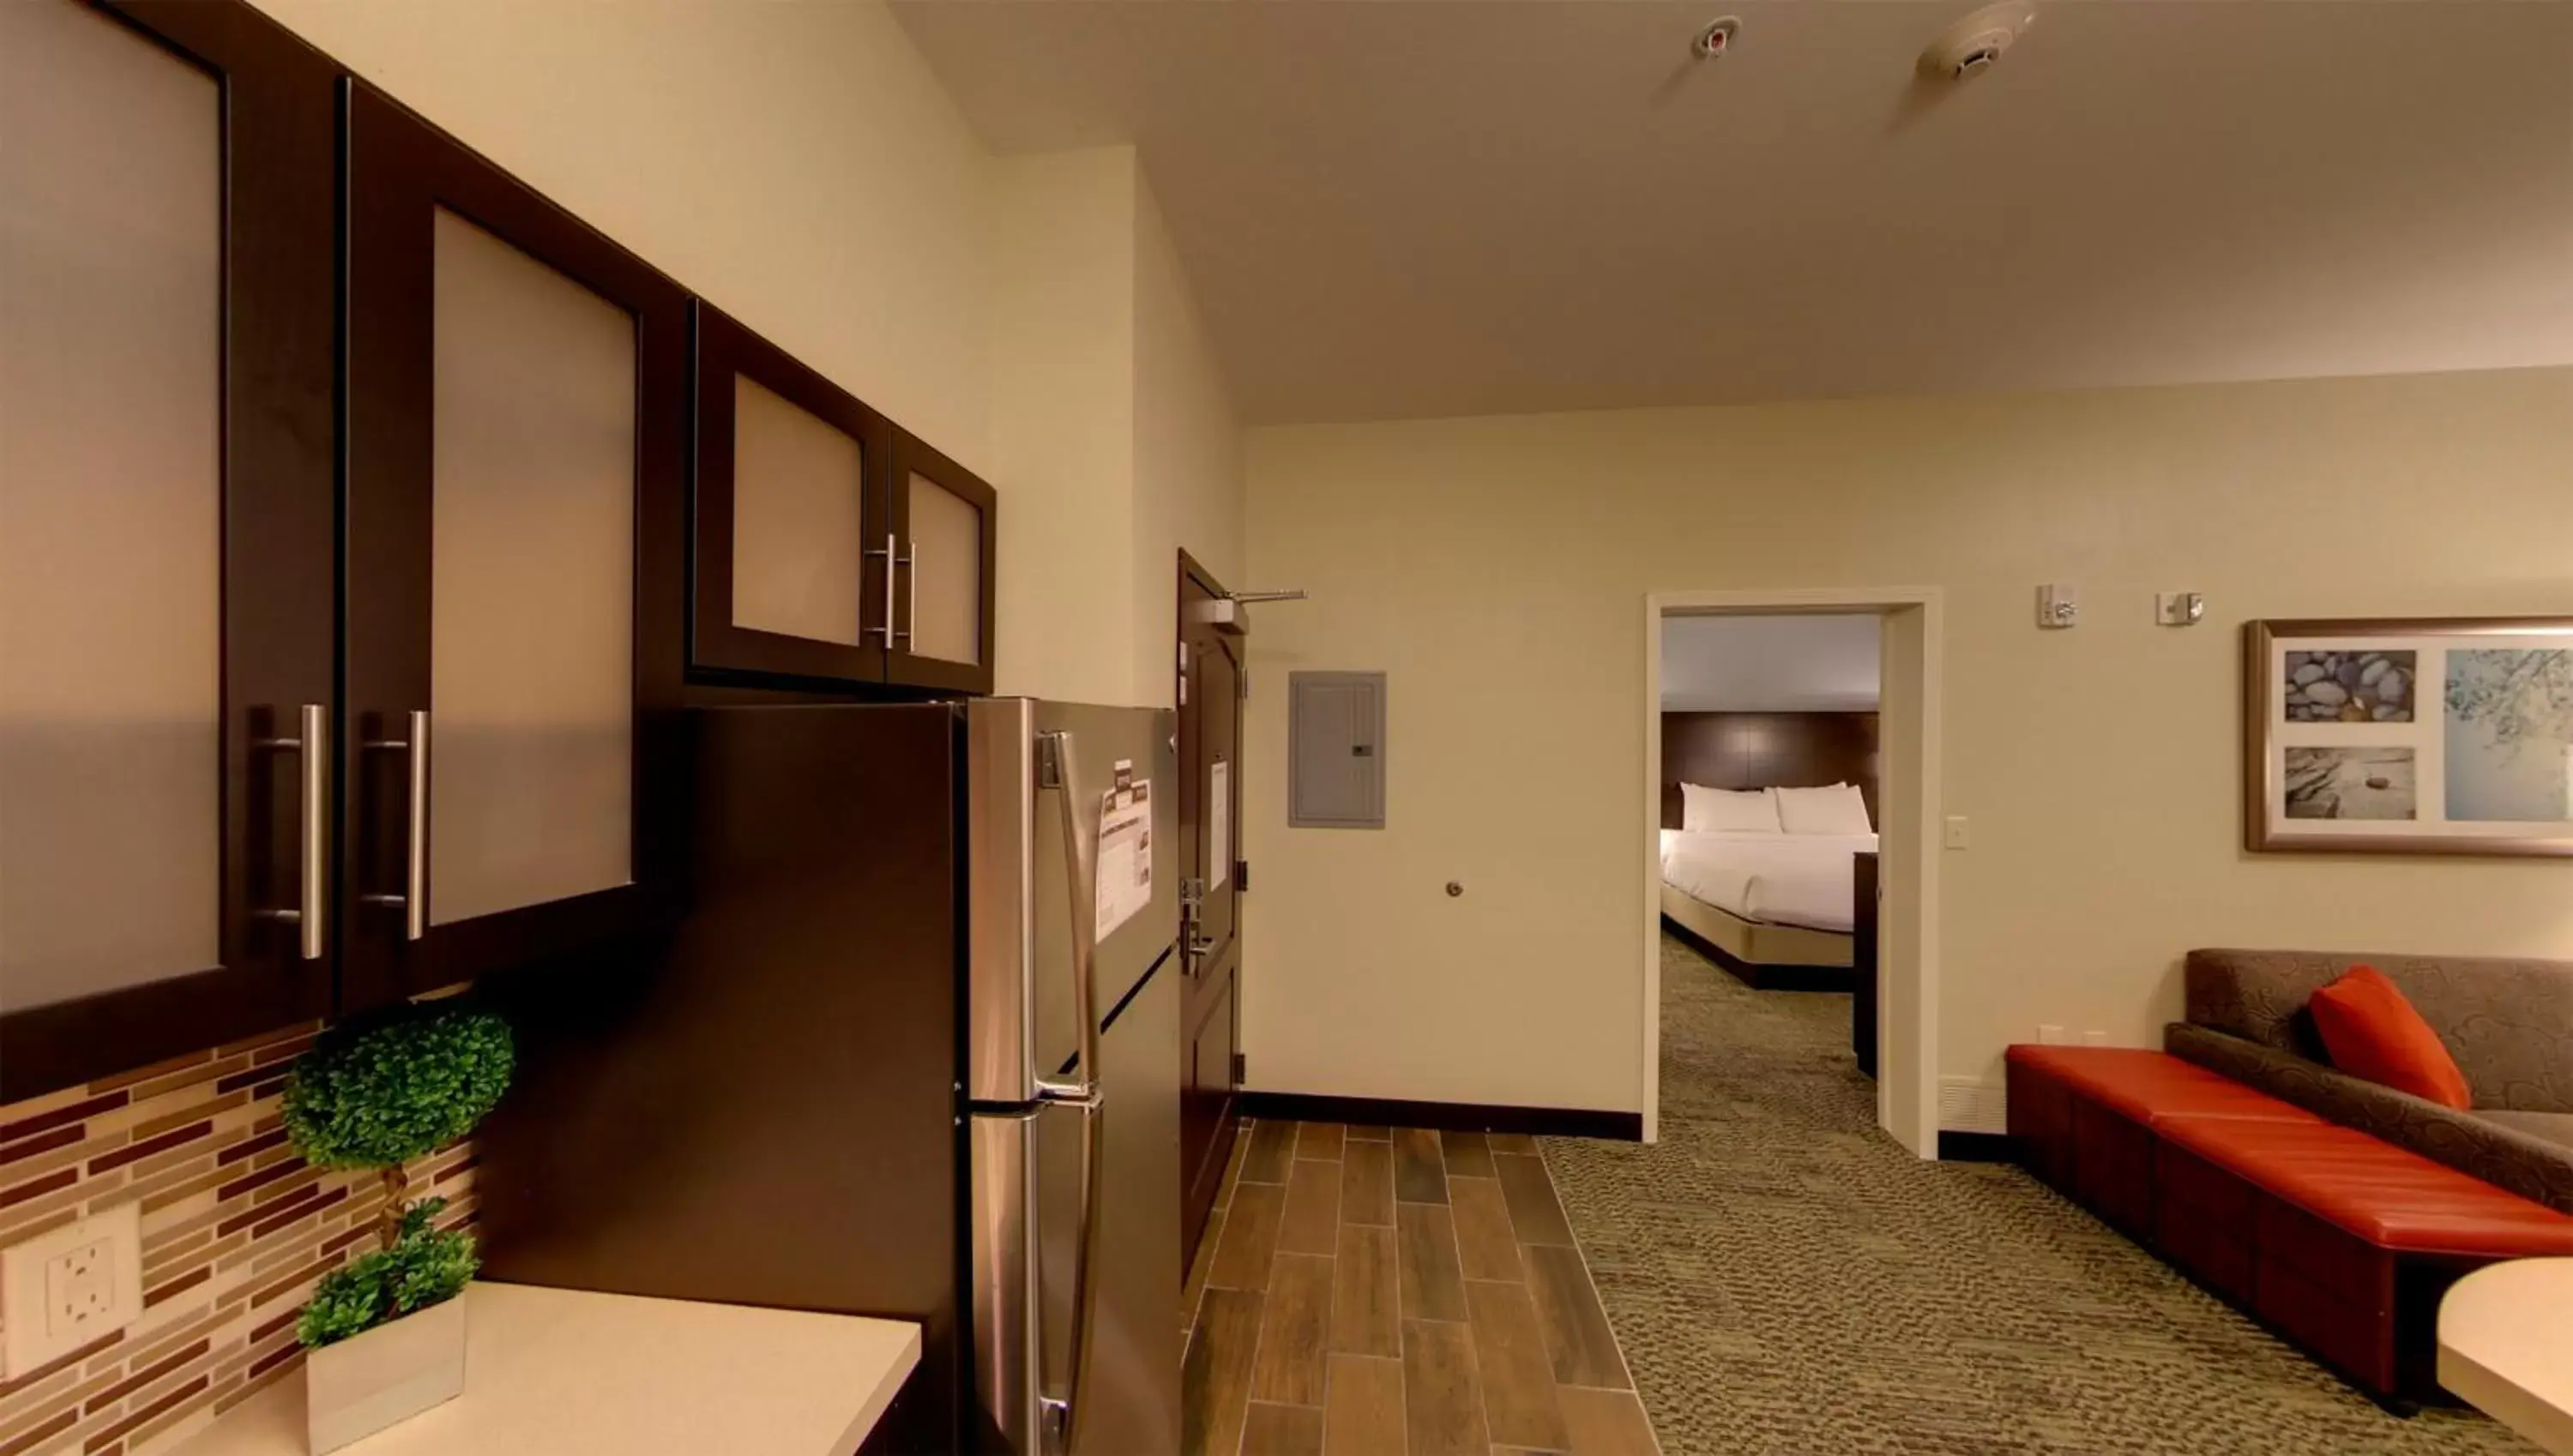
[1658,783,1876,990]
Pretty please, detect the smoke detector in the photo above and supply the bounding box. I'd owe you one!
[1691,15,1740,61]
[1919,2,2036,80]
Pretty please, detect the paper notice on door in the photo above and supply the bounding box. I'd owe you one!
[1094,770,1153,942]
[1210,760,1231,890]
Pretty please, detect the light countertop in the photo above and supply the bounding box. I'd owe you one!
[171,1283,919,1456]
[2440,1257,2573,1456]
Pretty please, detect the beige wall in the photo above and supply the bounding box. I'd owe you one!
[1242,367,2573,1117]
[1131,181,1246,707]
[986,149,1138,704]
[986,149,1247,707]
[250,1,1244,711]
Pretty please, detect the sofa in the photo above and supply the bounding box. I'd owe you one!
[2004,948,2573,1409]
[2166,948,2573,1213]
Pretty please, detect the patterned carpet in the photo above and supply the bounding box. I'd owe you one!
[1536,932,2538,1456]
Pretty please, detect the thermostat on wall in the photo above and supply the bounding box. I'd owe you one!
[2037,584,2078,629]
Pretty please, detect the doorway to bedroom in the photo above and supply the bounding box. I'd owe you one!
[1643,592,1943,1158]
[1660,613,1882,995]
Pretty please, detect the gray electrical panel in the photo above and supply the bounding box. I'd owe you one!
[1288,671,1386,828]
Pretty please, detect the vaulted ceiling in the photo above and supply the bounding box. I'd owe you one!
[893,0,2573,424]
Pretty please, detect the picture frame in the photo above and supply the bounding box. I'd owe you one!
[2245,617,2573,857]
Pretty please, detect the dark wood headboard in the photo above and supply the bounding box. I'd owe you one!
[1660,713,1879,829]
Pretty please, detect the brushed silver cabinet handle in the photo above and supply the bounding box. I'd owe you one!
[254,703,328,960]
[895,545,916,644]
[403,709,429,941]
[865,532,896,647]
[361,709,430,941]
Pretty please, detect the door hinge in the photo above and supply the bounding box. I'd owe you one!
[1235,859,1250,893]
[1230,1052,1246,1086]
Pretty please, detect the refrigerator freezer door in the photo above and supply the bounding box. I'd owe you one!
[968,1108,1040,1454]
[1058,955,1182,1455]
[1027,959,1180,1456]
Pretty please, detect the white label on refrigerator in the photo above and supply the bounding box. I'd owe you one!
[1210,760,1231,890]
[1095,775,1153,942]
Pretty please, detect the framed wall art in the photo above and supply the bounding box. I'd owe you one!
[2246,617,2573,857]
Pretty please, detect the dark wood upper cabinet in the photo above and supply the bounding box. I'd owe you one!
[0,0,339,1100]
[3,0,1002,1098]
[690,303,895,687]
[886,430,997,697]
[340,83,689,1014]
[689,308,996,695]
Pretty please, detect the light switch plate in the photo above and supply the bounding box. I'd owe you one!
[2154,591,2206,627]
[3,1202,143,1377]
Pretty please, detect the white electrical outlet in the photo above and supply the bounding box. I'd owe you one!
[3,1202,143,1377]
[2037,1024,2066,1046]
[48,1238,115,1328]
[2081,1030,2109,1047]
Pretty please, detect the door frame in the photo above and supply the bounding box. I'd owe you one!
[1642,587,1945,1158]
[1175,549,1244,1251]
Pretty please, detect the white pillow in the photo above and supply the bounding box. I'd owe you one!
[1775,783,1872,835]
[1680,784,1781,833]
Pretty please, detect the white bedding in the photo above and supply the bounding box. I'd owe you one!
[1659,829,1877,934]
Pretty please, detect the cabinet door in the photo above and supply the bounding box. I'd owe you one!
[341,85,686,1011]
[0,0,337,1099]
[887,430,997,696]
[689,304,894,686]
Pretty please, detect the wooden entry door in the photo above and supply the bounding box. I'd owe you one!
[1177,552,1244,1258]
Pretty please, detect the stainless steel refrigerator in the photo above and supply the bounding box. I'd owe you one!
[477,699,1181,1455]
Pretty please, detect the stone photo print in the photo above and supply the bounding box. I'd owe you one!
[2281,649,2413,723]
[2249,619,2573,856]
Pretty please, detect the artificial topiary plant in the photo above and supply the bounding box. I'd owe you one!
[281,1005,512,1348]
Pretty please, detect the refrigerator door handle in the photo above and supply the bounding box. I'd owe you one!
[1036,1091,1104,1456]
[1033,729,1106,1454]
[1033,731,1101,1101]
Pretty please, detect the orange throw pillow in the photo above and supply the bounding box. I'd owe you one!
[2308,965,2473,1110]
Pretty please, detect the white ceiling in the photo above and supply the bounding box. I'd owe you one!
[1661,613,1881,712]
[891,0,2573,425]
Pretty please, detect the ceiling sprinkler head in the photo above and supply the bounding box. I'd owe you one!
[1692,15,1740,60]
[1919,1,2037,80]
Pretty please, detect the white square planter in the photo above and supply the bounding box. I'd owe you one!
[305,1291,467,1453]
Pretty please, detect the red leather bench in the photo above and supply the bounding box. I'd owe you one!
[2006,1046,2320,1240]
[2006,1045,2573,1407]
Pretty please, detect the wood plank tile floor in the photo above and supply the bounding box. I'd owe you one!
[1184,1120,1660,1456]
